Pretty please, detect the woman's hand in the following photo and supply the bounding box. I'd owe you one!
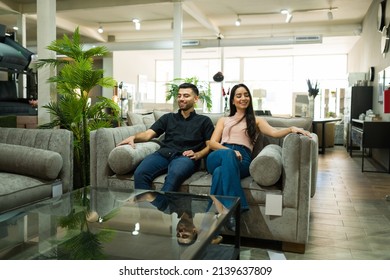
[290,126,312,137]
[234,150,242,161]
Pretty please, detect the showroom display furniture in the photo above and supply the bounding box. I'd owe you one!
[0,127,73,213]
[90,111,318,253]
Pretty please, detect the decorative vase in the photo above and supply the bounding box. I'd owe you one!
[308,96,315,118]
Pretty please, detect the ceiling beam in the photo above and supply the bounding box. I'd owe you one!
[0,0,19,13]
[182,1,221,37]
[26,14,106,42]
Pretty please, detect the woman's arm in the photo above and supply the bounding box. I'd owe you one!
[257,117,311,138]
[208,117,228,151]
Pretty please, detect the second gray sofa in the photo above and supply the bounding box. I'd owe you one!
[0,127,74,214]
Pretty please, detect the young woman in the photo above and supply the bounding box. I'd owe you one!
[206,83,311,228]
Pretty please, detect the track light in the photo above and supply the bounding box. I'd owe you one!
[97,25,103,33]
[327,10,333,20]
[281,9,292,23]
[132,18,141,30]
[285,13,293,23]
[235,15,241,26]
[280,9,289,15]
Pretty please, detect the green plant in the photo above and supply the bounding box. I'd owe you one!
[37,27,120,188]
[165,77,212,112]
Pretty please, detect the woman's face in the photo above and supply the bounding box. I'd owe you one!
[233,86,250,110]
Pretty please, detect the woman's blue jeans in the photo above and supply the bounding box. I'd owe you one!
[206,144,251,211]
[134,151,199,192]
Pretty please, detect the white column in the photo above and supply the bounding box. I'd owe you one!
[37,0,56,125]
[16,14,27,98]
[173,1,182,80]
[102,55,114,99]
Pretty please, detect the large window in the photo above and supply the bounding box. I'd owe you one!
[155,54,347,115]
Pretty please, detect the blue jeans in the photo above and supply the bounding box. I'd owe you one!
[206,144,251,211]
[134,151,199,192]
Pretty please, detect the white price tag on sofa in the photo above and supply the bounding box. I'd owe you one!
[265,194,282,216]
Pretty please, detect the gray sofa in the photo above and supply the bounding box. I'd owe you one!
[0,127,74,214]
[90,111,318,253]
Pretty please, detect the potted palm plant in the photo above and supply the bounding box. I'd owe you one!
[165,76,212,112]
[37,27,120,188]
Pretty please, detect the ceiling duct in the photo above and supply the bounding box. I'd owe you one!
[182,40,200,47]
[83,35,324,51]
[294,35,322,44]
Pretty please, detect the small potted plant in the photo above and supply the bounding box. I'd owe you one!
[307,79,319,99]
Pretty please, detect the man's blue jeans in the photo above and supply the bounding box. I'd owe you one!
[206,144,251,211]
[134,151,199,192]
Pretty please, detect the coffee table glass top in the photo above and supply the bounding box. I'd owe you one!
[0,187,240,260]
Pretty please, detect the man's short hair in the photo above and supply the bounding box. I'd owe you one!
[179,83,199,96]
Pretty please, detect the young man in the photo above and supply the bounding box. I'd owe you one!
[118,83,214,192]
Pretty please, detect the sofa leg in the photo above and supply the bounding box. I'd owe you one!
[282,242,306,254]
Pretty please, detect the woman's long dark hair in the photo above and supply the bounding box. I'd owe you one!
[228,83,258,144]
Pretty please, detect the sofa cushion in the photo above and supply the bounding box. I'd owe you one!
[201,113,225,126]
[108,142,160,175]
[249,144,282,186]
[153,109,170,121]
[0,143,63,180]
[127,112,155,129]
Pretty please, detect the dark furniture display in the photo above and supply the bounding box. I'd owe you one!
[350,119,390,173]
[0,186,240,260]
[0,23,36,116]
[344,86,373,152]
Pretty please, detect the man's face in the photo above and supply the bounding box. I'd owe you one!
[177,88,198,111]
[176,219,197,245]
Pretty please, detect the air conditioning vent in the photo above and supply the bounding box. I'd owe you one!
[182,40,200,47]
[294,35,322,44]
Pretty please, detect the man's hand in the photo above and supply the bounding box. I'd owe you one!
[117,135,136,148]
[182,150,199,160]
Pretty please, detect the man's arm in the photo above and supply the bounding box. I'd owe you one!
[182,140,210,160]
[117,129,157,148]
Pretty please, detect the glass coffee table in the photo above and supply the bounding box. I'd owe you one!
[0,187,240,260]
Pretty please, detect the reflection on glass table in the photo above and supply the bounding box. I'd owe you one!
[0,187,240,260]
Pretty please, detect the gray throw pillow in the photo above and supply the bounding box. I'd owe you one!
[0,143,63,180]
[127,112,155,129]
[108,142,160,175]
[249,144,282,186]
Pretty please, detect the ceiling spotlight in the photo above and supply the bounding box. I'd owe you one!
[327,10,333,20]
[97,25,103,33]
[286,13,293,23]
[132,18,141,30]
[235,16,241,26]
[280,9,289,15]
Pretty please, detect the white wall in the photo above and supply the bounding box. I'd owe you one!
[349,0,390,121]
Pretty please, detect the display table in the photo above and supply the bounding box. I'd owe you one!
[312,118,341,154]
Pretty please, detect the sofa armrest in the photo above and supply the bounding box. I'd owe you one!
[90,124,146,188]
[280,133,317,208]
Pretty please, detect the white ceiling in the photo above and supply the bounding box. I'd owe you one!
[0,0,373,58]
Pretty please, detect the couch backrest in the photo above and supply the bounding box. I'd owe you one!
[126,110,313,157]
[0,127,74,191]
[259,116,313,146]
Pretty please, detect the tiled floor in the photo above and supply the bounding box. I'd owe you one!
[240,145,390,260]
